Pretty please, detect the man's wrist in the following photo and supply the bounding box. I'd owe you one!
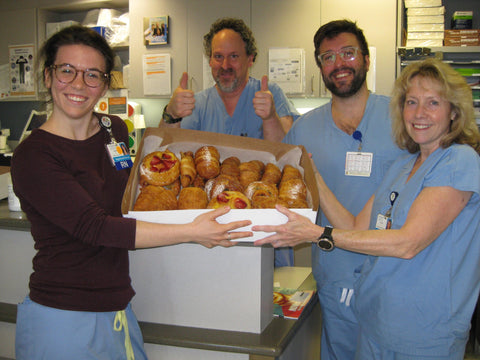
[162,104,182,124]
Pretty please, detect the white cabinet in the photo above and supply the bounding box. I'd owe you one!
[320,0,398,96]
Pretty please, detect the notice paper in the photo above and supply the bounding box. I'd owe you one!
[143,53,171,95]
[268,48,305,95]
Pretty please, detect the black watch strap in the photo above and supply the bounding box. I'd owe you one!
[317,225,334,251]
[162,105,182,124]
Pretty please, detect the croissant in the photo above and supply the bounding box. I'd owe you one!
[278,178,308,208]
[239,160,264,188]
[139,150,180,186]
[195,146,220,179]
[280,164,302,186]
[133,185,178,211]
[180,151,196,188]
[261,163,282,185]
[178,187,208,209]
[220,156,241,179]
[207,191,252,209]
[204,174,244,200]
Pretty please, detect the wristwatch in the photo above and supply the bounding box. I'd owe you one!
[162,105,182,124]
[316,226,334,251]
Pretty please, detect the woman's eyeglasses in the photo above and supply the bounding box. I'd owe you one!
[318,47,360,66]
[50,64,109,88]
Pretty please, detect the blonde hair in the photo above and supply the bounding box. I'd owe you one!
[390,58,480,154]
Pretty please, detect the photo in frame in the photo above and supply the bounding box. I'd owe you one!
[144,16,169,45]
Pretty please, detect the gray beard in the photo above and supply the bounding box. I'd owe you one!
[214,76,239,93]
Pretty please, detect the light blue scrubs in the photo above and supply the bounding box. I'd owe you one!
[283,93,403,359]
[355,145,480,359]
[15,296,148,360]
[182,76,300,267]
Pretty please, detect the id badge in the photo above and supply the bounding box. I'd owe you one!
[345,151,373,177]
[375,214,391,230]
[105,142,133,170]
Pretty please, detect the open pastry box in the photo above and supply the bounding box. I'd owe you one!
[121,127,319,242]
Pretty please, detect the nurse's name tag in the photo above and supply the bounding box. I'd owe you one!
[106,142,133,170]
[345,152,373,177]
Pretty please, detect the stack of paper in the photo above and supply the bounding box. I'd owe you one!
[404,0,445,47]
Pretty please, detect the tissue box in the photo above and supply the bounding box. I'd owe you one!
[451,11,473,30]
[121,127,319,241]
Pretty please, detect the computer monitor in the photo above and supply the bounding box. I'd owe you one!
[19,110,47,143]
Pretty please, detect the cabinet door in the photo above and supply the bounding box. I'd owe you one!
[186,0,251,93]
[320,0,397,97]
[128,0,188,98]
[252,0,321,97]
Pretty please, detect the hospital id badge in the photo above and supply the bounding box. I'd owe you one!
[345,151,373,177]
[376,214,391,230]
[105,142,133,170]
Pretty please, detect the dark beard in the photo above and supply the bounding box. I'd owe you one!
[323,67,367,98]
[214,68,239,93]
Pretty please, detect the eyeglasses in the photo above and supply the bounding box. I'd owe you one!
[50,64,109,88]
[318,47,360,66]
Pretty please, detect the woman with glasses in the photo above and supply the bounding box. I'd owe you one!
[11,25,251,360]
[255,58,480,359]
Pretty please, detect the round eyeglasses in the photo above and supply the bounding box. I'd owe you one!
[318,47,360,66]
[50,64,109,88]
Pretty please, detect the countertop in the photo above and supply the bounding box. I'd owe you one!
[0,199,29,231]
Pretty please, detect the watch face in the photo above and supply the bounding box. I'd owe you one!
[318,238,334,251]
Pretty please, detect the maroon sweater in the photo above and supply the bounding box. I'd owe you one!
[11,114,137,312]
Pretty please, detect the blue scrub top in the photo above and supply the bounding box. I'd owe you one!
[181,77,299,139]
[355,144,480,356]
[283,93,404,289]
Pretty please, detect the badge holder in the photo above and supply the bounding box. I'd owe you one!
[375,191,398,230]
[99,116,133,171]
[345,130,373,177]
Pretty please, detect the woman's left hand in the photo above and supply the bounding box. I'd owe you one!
[252,205,321,248]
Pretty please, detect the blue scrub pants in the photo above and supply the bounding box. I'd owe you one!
[15,296,148,360]
[355,327,467,360]
[319,283,358,360]
[274,247,294,267]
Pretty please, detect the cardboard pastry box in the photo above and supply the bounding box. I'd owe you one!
[122,127,319,242]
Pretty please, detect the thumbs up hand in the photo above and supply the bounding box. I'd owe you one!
[166,72,195,118]
[253,75,276,121]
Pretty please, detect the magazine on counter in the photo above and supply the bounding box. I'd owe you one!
[273,288,316,319]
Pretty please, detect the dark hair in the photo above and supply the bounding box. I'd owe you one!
[203,18,258,62]
[313,19,369,68]
[38,25,114,85]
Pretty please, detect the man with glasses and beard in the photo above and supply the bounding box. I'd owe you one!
[159,17,299,267]
[282,20,403,360]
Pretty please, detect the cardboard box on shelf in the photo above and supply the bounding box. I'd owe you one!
[121,127,319,242]
[407,6,445,16]
[404,0,442,8]
[444,37,480,46]
[451,11,473,30]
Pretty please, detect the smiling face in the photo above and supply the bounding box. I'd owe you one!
[318,32,369,98]
[209,29,254,94]
[45,44,108,123]
[403,75,454,156]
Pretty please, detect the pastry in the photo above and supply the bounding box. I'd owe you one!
[261,163,282,185]
[191,174,206,189]
[220,156,241,179]
[278,178,308,208]
[280,164,302,186]
[245,181,279,209]
[180,151,196,188]
[239,160,265,188]
[205,174,244,200]
[177,187,208,209]
[133,185,178,211]
[163,178,180,196]
[139,150,180,186]
[195,146,220,179]
[207,191,252,209]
